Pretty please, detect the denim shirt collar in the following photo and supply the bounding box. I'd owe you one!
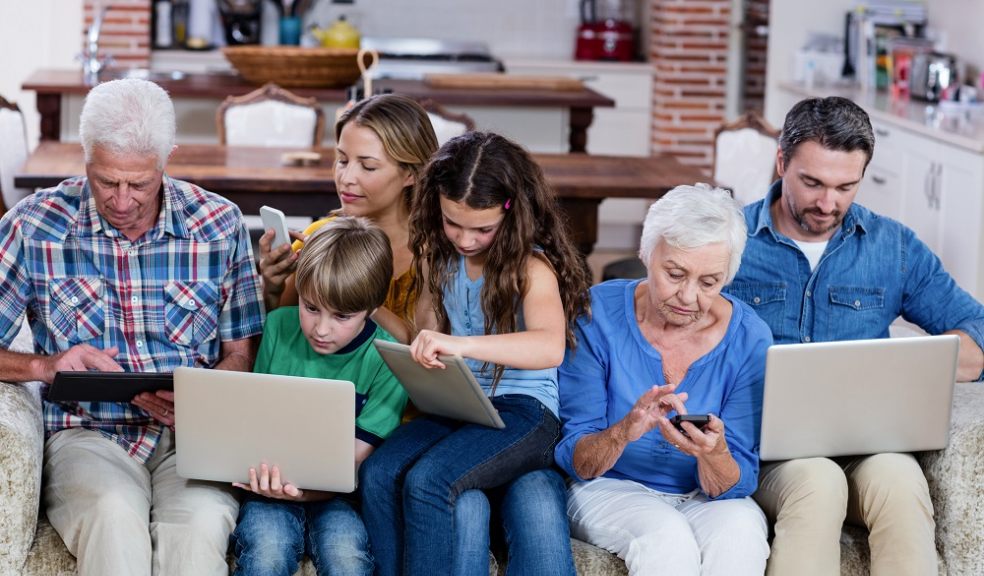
[750,180,870,247]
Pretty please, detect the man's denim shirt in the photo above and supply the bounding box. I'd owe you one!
[727,181,984,381]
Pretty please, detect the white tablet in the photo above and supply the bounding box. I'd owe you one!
[372,340,505,429]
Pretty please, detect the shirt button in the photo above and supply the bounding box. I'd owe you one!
[188,299,196,308]
[131,296,139,304]
[804,336,812,343]
[71,296,79,304]
[805,290,812,297]
[136,340,144,348]
[854,300,862,308]
[752,296,761,304]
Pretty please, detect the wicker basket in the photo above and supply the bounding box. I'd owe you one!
[222,45,361,88]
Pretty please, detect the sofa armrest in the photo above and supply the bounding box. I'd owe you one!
[0,379,44,575]
[0,319,44,575]
[917,382,984,576]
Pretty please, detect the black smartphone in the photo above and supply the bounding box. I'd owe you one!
[670,414,711,432]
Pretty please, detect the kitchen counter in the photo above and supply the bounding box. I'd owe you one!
[22,69,615,153]
[780,81,984,154]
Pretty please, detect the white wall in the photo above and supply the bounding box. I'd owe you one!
[0,1,84,147]
[763,0,853,125]
[307,0,582,60]
[926,0,984,80]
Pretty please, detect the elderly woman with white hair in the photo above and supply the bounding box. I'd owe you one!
[554,184,773,575]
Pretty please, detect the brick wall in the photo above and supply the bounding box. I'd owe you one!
[83,0,151,68]
[648,0,731,171]
[743,0,770,114]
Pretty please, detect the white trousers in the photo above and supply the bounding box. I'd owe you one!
[567,477,769,576]
[43,427,239,576]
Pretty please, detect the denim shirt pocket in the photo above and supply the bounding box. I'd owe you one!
[164,281,220,347]
[827,286,886,338]
[727,281,787,339]
[48,278,106,345]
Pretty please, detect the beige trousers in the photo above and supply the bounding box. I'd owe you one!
[754,454,935,576]
[43,427,239,576]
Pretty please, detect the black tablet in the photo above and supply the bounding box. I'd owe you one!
[48,371,174,402]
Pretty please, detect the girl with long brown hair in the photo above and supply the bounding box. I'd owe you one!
[359,131,591,575]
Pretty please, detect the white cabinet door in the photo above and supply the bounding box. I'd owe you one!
[900,141,943,255]
[860,165,902,221]
[859,120,903,221]
[938,145,984,298]
[895,131,984,300]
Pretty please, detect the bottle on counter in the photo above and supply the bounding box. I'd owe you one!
[154,0,174,48]
[172,0,189,46]
[187,0,216,50]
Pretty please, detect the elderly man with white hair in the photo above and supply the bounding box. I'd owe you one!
[555,184,772,575]
[0,79,264,575]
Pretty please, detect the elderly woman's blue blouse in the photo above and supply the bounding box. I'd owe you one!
[555,278,773,500]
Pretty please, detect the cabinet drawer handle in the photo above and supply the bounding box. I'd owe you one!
[871,175,887,185]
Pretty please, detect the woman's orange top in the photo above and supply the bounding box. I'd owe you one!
[296,217,417,322]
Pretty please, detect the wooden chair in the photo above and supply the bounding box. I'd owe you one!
[216,84,321,257]
[712,110,780,206]
[417,98,476,145]
[0,95,31,215]
[216,82,326,147]
[600,111,780,282]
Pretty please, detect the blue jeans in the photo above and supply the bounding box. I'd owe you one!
[454,468,576,576]
[231,495,372,576]
[360,395,560,576]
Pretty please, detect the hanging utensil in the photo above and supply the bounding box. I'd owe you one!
[357,48,379,99]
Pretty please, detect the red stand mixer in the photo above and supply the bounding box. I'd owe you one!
[575,0,635,62]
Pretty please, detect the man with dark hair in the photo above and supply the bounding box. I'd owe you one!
[727,96,984,575]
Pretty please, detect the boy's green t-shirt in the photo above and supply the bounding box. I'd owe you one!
[253,306,408,446]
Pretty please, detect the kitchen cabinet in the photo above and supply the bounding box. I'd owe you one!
[503,58,653,156]
[504,58,655,249]
[859,119,903,221]
[857,115,984,300]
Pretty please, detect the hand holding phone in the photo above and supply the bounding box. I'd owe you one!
[670,414,711,433]
[259,206,291,250]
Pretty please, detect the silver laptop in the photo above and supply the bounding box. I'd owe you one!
[173,367,356,492]
[759,335,959,461]
[372,340,506,429]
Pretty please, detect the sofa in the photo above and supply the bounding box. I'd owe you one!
[2,316,983,575]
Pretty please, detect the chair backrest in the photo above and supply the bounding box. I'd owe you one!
[713,110,780,206]
[217,83,325,147]
[418,98,476,146]
[0,95,31,215]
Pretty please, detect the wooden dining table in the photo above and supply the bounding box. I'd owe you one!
[14,142,710,255]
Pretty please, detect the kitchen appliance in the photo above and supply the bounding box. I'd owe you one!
[218,0,262,45]
[575,0,635,62]
[358,37,502,80]
[910,52,959,102]
[842,2,926,86]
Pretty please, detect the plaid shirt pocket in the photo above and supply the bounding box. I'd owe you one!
[164,281,220,347]
[48,278,105,344]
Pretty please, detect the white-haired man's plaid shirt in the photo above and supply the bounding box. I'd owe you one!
[0,175,264,463]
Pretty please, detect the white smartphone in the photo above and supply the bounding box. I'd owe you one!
[259,206,291,250]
